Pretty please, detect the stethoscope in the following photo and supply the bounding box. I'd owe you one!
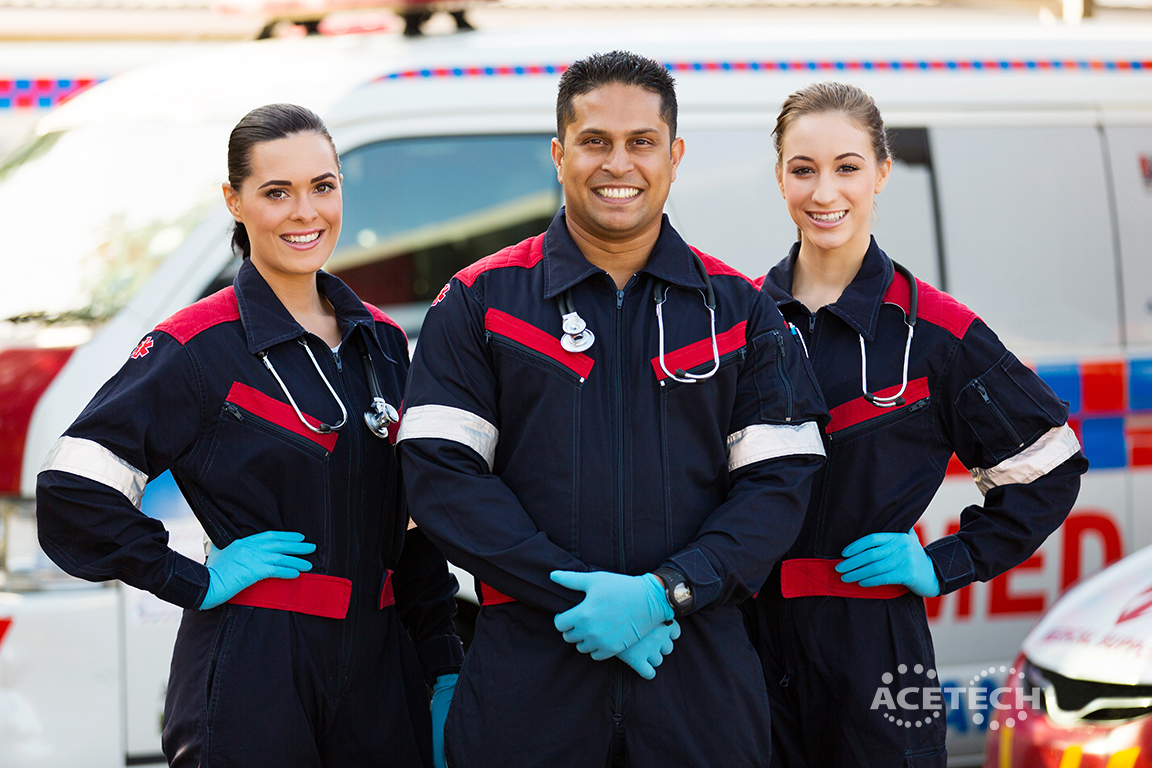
[860,260,918,408]
[557,252,721,385]
[258,329,399,439]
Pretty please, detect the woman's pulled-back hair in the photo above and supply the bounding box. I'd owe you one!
[226,103,338,260]
[772,82,891,166]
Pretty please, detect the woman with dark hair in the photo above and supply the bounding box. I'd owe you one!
[744,82,1088,766]
[36,103,462,768]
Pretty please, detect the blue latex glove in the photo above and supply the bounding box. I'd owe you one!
[431,673,457,768]
[199,531,316,610]
[616,620,681,680]
[836,530,940,597]
[550,570,674,659]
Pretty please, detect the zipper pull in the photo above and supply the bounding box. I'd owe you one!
[975,380,991,403]
[333,350,342,373]
[809,313,816,334]
[224,402,243,421]
[616,289,625,310]
[775,331,786,359]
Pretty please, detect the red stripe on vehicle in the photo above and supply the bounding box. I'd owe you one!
[225,381,338,452]
[484,308,595,379]
[228,572,351,619]
[156,287,241,345]
[651,322,747,381]
[1128,416,1152,467]
[945,453,968,476]
[1082,361,1126,413]
[0,348,74,494]
[0,617,11,651]
[455,235,544,288]
[826,377,930,434]
[781,558,909,599]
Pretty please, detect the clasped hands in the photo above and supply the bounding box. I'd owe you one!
[549,570,680,680]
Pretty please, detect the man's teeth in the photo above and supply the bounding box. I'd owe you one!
[284,232,321,244]
[597,187,640,199]
[810,211,846,222]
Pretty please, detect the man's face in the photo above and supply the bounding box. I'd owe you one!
[551,83,684,248]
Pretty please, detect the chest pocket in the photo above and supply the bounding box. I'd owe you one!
[653,320,747,394]
[825,377,932,445]
[206,381,334,541]
[484,308,594,387]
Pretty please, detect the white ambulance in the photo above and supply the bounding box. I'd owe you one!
[0,22,1150,766]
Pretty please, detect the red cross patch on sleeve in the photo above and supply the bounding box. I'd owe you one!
[131,336,154,359]
[431,283,451,307]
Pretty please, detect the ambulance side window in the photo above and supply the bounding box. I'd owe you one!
[329,134,561,330]
[929,126,1121,354]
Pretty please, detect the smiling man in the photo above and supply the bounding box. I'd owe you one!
[397,51,828,768]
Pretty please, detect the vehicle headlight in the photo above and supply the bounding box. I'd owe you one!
[0,496,94,591]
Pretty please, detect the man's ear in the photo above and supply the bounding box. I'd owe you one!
[550,137,565,184]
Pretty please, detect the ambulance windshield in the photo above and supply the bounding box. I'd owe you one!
[0,124,226,327]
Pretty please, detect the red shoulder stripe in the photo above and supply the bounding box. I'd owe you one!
[882,273,977,340]
[363,302,408,344]
[455,235,544,288]
[156,288,240,345]
[752,274,766,291]
[690,247,756,287]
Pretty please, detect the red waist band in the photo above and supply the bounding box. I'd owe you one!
[478,581,516,606]
[227,571,396,618]
[780,558,909,600]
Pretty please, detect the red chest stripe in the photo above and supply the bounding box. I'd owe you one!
[484,308,595,379]
[826,377,930,434]
[651,321,747,381]
[225,381,338,452]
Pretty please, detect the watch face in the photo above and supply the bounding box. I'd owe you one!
[672,582,692,606]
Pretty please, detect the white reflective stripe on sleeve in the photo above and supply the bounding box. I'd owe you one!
[971,423,1081,496]
[39,436,148,509]
[726,421,826,472]
[395,404,499,472]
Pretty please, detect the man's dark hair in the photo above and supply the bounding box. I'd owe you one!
[556,51,677,143]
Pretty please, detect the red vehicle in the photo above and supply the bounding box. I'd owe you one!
[984,545,1152,768]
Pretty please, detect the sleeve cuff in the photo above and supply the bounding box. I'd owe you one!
[157,552,210,609]
[925,535,976,595]
[415,633,466,684]
[664,548,722,612]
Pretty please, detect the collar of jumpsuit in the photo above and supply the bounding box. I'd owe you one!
[233,257,395,364]
[764,235,898,343]
[539,207,712,299]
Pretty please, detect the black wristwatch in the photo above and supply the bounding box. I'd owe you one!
[652,567,694,618]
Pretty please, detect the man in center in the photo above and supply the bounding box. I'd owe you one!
[397,51,827,767]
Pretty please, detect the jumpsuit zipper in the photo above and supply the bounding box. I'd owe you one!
[774,332,794,423]
[975,380,1024,448]
[221,402,329,459]
[612,282,627,727]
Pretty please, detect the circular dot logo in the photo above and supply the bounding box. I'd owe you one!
[874,663,943,729]
[967,665,1027,730]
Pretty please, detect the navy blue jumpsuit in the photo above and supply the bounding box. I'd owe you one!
[397,210,828,768]
[745,239,1088,767]
[36,259,464,767]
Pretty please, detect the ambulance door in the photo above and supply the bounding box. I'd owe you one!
[1101,124,1152,551]
[922,125,1128,746]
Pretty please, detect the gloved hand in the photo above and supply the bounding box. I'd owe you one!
[199,531,317,610]
[550,570,674,659]
[616,620,681,680]
[430,673,457,768]
[836,530,941,597]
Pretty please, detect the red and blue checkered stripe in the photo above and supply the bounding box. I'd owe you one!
[0,78,105,111]
[372,58,1152,83]
[947,358,1152,475]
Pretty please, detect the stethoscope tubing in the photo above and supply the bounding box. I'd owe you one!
[860,260,918,408]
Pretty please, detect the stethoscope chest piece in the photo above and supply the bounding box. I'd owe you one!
[364,397,399,439]
[559,292,595,352]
